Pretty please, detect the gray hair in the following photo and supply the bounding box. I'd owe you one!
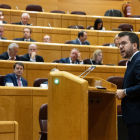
[28,44,37,49]
[44,35,51,40]
[71,48,79,53]
[21,13,30,18]
[7,43,19,51]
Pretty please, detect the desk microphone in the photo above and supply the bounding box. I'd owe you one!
[78,66,96,78]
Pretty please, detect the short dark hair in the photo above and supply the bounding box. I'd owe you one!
[118,31,139,50]
[23,27,31,34]
[13,62,24,69]
[78,31,86,38]
[0,11,4,16]
[94,18,103,30]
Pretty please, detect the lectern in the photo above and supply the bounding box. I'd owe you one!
[48,71,117,140]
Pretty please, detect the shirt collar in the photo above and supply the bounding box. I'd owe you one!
[129,51,139,62]
[21,21,27,25]
[78,38,82,45]
[15,74,21,80]
[24,38,30,41]
[8,52,16,60]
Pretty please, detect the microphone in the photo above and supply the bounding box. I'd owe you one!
[78,66,96,77]
[82,66,96,79]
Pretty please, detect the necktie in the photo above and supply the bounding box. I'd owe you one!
[18,78,21,87]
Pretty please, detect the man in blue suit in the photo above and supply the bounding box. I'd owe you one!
[59,48,83,64]
[4,62,28,87]
[116,32,140,140]
[71,31,90,45]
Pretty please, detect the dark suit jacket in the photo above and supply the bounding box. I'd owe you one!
[59,57,80,64]
[0,37,7,40]
[87,60,102,65]
[122,51,140,124]
[71,38,90,45]
[3,21,7,24]
[13,38,37,42]
[20,53,44,62]
[4,73,28,86]
[11,21,30,25]
[0,52,20,60]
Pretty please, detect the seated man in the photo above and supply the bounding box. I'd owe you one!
[12,13,31,25]
[71,31,90,45]
[0,11,7,24]
[59,48,83,64]
[43,35,51,43]
[0,43,20,60]
[20,44,44,62]
[0,25,7,40]
[13,27,36,42]
[4,62,28,86]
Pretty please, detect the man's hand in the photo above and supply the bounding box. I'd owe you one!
[77,53,81,61]
[31,52,36,59]
[116,89,126,100]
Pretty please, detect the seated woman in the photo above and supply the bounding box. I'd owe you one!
[109,34,119,47]
[90,18,105,30]
[87,49,103,65]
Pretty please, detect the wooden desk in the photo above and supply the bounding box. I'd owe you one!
[2,24,140,45]
[0,60,126,87]
[0,121,18,140]
[0,87,48,140]
[0,40,122,65]
[1,8,139,31]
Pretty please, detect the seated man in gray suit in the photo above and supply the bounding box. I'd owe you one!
[59,48,83,64]
[13,27,36,42]
[0,25,7,40]
[0,11,7,24]
[12,13,31,25]
[71,31,90,45]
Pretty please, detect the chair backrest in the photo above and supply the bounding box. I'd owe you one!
[118,23,133,31]
[102,43,111,46]
[0,75,5,86]
[50,10,65,14]
[130,15,140,18]
[68,25,85,29]
[83,58,90,64]
[107,76,124,89]
[0,4,11,9]
[26,5,42,12]
[39,103,48,132]
[65,40,72,44]
[104,9,123,17]
[118,60,128,66]
[71,11,86,15]
[33,78,48,87]
[86,26,93,29]
[53,59,60,63]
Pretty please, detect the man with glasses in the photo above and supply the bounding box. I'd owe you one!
[0,43,20,60]
[20,44,44,62]
[0,25,7,40]
[115,32,140,140]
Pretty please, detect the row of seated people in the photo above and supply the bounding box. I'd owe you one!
[0,42,104,64]
[0,25,119,47]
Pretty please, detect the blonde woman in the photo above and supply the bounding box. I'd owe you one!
[87,49,103,65]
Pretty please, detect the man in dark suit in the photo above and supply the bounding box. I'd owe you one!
[0,25,7,40]
[0,43,20,60]
[0,11,7,24]
[13,27,36,42]
[71,31,90,45]
[20,44,44,62]
[12,13,30,25]
[4,62,28,86]
[59,48,83,64]
[116,31,140,140]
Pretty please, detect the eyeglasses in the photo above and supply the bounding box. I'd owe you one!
[29,49,37,51]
